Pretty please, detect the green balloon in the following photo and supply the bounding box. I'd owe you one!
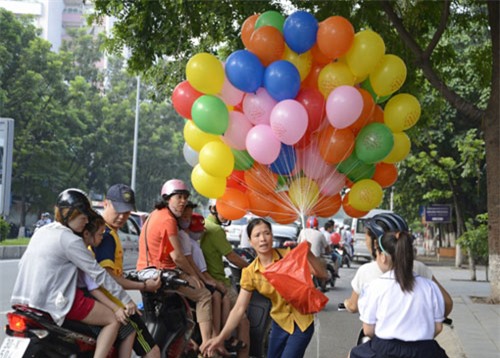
[255,11,285,32]
[191,95,229,135]
[232,149,254,170]
[337,152,375,182]
[355,123,394,164]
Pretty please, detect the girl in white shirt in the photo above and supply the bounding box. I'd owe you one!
[349,231,448,358]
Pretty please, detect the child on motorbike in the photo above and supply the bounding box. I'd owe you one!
[348,231,448,358]
[201,218,327,358]
[81,212,136,358]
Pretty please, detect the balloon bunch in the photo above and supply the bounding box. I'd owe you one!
[172,10,421,223]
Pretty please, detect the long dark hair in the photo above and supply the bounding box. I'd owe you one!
[378,231,415,292]
[246,218,272,238]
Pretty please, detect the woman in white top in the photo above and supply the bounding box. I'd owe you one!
[349,231,448,358]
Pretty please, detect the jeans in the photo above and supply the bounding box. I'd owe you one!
[267,320,314,358]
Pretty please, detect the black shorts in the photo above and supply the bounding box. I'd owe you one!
[128,313,157,356]
[350,336,448,358]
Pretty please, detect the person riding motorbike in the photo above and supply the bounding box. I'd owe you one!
[343,212,453,317]
[11,188,138,358]
[136,179,213,348]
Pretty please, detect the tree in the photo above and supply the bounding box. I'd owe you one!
[90,0,499,300]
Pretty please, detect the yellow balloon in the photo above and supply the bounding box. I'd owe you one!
[288,177,319,212]
[384,94,421,132]
[199,141,235,178]
[186,53,224,95]
[369,54,407,97]
[382,132,411,163]
[318,61,355,98]
[345,30,386,78]
[191,164,226,198]
[348,179,383,212]
[282,46,313,81]
[183,120,222,152]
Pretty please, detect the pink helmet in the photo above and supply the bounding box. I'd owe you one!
[161,179,190,198]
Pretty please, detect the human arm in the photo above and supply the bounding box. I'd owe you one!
[432,276,453,317]
[186,254,214,284]
[103,267,161,292]
[362,323,375,338]
[200,288,252,356]
[169,234,205,288]
[225,250,249,269]
[434,322,443,337]
[344,290,359,313]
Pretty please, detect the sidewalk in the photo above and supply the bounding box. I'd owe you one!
[424,259,500,358]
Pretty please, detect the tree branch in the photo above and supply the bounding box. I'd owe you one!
[379,0,484,122]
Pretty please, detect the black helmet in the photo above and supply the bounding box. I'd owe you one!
[56,189,95,225]
[365,212,409,238]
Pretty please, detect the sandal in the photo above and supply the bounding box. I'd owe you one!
[224,337,247,352]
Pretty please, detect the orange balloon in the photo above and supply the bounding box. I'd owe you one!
[345,178,355,189]
[372,163,398,188]
[311,43,331,65]
[246,190,276,217]
[342,192,368,218]
[270,209,298,224]
[244,163,278,193]
[247,26,285,66]
[348,88,376,135]
[318,126,355,164]
[227,170,247,192]
[371,105,384,123]
[301,62,324,90]
[312,193,342,217]
[317,16,355,60]
[241,14,259,48]
[217,188,249,220]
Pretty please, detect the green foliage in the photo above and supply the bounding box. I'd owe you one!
[457,213,489,262]
[0,217,9,242]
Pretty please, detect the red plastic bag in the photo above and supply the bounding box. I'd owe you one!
[262,242,328,315]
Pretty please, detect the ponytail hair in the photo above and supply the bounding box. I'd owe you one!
[379,231,415,292]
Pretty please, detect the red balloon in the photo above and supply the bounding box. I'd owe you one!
[172,81,203,119]
[227,170,247,192]
[295,88,326,134]
[372,163,398,188]
[301,62,324,90]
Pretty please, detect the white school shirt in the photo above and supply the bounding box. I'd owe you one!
[358,270,444,341]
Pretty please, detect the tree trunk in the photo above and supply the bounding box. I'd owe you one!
[485,1,500,302]
[468,249,476,281]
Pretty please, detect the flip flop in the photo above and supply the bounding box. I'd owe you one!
[224,337,247,352]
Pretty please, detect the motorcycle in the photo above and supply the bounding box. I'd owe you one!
[335,243,352,268]
[125,268,198,358]
[1,304,112,357]
[312,254,337,292]
[0,268,196,358]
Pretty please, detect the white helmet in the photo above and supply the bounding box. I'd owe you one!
[161,179,190,198]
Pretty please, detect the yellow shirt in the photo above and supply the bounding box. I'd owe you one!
[240,248,314,334]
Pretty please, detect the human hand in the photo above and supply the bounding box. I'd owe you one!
[200,336,225,357]
[145,272,162,292]
[125,301,138,316]
[114,307,128,324]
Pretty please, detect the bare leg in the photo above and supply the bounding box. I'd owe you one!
[211,291,222,335]
[237,315,250,358]
[118,332,135,358]
[81,301,119,358]
[199,321,213,344]
[143,345,160,358]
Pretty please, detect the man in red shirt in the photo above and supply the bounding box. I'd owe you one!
[137,179,213,347]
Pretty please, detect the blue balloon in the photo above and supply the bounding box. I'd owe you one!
[263,60,301,101]
[270,143,296,175]
[283,11,318,54]
[225,50,264,93]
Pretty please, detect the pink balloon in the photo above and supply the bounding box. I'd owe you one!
[242,88,277,125]
[222,111,253,150]
[326,85,363,129]
[246,124,281,164]
[318,170,346,196]
[300,143,330,180]
[270,100,308,145]
[219,64,245,106]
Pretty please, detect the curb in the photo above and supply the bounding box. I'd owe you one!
[0,246,26,260]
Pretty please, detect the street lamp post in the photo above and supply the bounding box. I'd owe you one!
[131,76,140,191]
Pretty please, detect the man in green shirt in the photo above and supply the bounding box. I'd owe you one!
[201,200,250,357]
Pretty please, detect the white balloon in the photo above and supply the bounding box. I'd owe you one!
[183,142,199,167]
